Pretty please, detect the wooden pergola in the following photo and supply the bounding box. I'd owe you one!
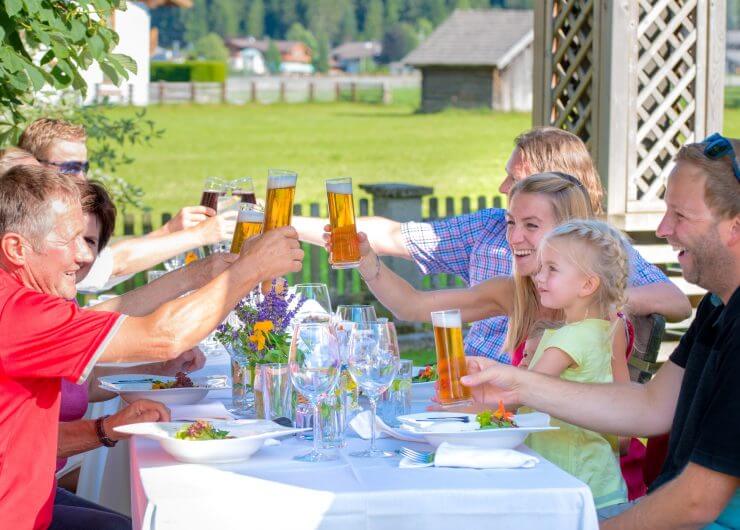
[532,0,726,221]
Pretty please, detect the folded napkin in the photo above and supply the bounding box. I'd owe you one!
[170,401,235,421]
[400,442,539,469]
[350,411,425,443]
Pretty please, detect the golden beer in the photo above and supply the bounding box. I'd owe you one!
[326,178,361,268]
[431,309,471,404]
[230,204,264,253]
[263,170,297,232]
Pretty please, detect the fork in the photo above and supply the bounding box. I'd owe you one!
[399,446,435,464]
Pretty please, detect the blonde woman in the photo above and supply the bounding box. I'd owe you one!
[298,127,691,361]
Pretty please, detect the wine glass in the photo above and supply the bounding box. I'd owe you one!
[289,322,342,462]
[292,283,333,324]
[347,321,400,458]
[335,304,377,323]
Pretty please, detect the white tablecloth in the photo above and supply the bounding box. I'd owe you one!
[128,352,599,530]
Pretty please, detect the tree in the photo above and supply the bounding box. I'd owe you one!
[247,0,266,38]
[381,22,418,62]
[183,0,209,44]
[0,0,137,144]
[265,40,282,73]
[363,0,384,41]
[313,33,331,73]
[208,0,239,38]
[192,33,229,61]
[426,0,448,26]
[416,18,434,41]
[286,22,318,53]
[307,0,345,43]
[385,0,401,26]
[339,1,359,42]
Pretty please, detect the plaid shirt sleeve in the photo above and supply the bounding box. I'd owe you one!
[400,210,493,282]
[626,244,669,287]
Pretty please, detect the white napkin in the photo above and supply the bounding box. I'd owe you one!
[400,442,539,469]
[350,410,425,443]
[170,401,235,421]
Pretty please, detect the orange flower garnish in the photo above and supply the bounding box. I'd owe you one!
[493,400,514,422]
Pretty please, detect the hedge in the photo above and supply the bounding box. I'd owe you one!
[150,61,227,83]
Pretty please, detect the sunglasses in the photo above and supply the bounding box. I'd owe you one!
[41,160,90,176]
[702,133,740,182]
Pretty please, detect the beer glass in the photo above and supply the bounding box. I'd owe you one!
[325,177,361,268]
[431,309,471,405]
[263,169,297,232]
[230,203,264,254]
[230,177,256,204]
[200,177,226,211]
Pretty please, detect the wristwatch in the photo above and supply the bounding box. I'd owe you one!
[95,415,118,447]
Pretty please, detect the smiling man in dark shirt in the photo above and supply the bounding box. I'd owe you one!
[460,135,740,529]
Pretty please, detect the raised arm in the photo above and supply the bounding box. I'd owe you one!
[91,253,236,316]
[147,205,214,237]
[461,356,684,438]
[98,227,303,363]
[294,215,411,259]
[108,210,237,277]
[356,233,513,322]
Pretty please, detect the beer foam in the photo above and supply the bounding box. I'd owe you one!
[431,310,462,328]
[267,174,297,189]
[326,180,353,195]
[237,208,264,223]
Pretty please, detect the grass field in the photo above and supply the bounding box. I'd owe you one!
[101,98,526,218]
[101,94,740,220]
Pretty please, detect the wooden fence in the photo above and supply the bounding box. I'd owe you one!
[112,193,504,306]
[96,80,392,106]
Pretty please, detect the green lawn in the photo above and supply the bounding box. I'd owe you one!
[100,100,526,219]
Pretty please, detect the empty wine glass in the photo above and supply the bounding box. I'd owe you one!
[335,304,377,324]
[292,283,333,324]
[347,321,400,458]
[289,322,342,462]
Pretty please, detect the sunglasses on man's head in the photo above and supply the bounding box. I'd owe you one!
[41,159,90,176]
[702,133,740,182]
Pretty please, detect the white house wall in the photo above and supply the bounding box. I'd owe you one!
[80,2,150,105]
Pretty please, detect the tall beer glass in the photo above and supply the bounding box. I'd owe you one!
[431,309,471,405]
[230,203,264,254]
[326,177,361,268]
[200,177,226,211]
[263,169,297,232]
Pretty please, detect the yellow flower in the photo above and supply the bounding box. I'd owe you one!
[249,320,274,351]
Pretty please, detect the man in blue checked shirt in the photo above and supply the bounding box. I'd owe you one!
[296,127,691,362]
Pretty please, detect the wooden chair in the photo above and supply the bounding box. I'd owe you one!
[627,313,666,384]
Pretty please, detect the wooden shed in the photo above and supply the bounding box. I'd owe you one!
[404,9,533,112]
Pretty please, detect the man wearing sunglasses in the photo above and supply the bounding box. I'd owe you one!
[461,134,740,529]
[17,118,238,292]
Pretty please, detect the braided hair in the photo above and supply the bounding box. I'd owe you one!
[542,219,631,318]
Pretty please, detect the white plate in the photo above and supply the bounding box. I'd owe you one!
[98,374,229,406]
[398,411,558,449]
[114,420,309,464]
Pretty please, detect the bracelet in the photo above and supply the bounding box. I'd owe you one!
[360,253,382,282]
[95,415,118,448]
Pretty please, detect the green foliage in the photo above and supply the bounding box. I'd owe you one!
[363,0,385,40]
[192,33,229,61]
[382,22,418,62]
[0,0,137,145]
[416,18,434,40]
[313,34,331,73]
[286,23,318,52]
[265,40,282,73]
[150,61,227,82]
[247,0,265,38]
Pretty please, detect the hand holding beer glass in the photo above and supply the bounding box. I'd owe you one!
[263,169,297,232]
[431,309,472,405]
[230,177,257,205]
[230,203,264,254]
[326,177,361,269]
[200,177,226,212]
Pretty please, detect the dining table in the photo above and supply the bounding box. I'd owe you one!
[127,348,600,530]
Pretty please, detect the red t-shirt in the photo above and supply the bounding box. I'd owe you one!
[0,269,124,529]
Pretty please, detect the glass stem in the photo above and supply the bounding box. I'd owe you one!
[369,397,378,453]
[312,402,321,455]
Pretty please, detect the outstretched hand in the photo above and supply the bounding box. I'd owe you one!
[321,225,372,258]
[460,356,522,406]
